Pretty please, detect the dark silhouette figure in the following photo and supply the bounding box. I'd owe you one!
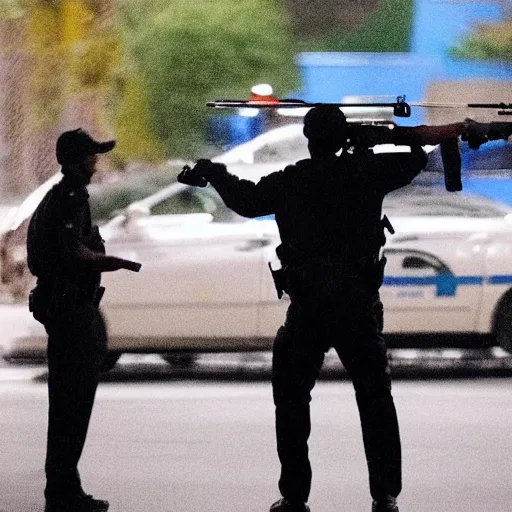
[178,106,434,512]
[27,129,141,512]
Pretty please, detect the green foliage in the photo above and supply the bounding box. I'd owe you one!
[25,2,63,128]
[451,22,512,63]
[121,0,298,158]
[0,0,25,19]
[0,1,66,20]
[70,33,122,90]
[299,0,414,52]
[111,74,166,165]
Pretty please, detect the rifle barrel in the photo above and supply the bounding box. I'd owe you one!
[411,102,512,109]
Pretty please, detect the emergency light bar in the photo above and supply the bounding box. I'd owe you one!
[207,96,512,117]
[207,96,412,117]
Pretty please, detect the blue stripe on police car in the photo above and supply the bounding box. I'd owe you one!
[382,274,511,297]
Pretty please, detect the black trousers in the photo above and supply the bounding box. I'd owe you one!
[272,275,401,503]
[43,305,107,500]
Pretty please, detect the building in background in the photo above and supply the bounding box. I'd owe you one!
[219,0,511,146]
[0,1,116,199]
[299,0,511,125]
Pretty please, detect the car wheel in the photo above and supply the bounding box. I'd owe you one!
[494,293,512,354]
[101,352,122,372]
[162,352,197,369]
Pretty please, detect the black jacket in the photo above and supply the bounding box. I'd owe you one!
[208,151,428,268]
[27,175,102,293]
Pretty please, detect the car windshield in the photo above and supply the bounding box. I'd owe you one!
[384,185,511,217]
[252,135,309,163]
[425,140,512,173]
[150,187,241,223]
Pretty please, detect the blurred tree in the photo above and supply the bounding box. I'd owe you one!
[284,0,381,39]
[119,0,298,159]
[0,2,37,195]
[451,20,512,63]
[0,0,24,18]
[0,0,130,193]
[111,73,165,165]
[1,0,121,130]
[26,1,63,130]
[292,0,414,52]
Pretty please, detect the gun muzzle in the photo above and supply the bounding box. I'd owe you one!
[440,138,462,192]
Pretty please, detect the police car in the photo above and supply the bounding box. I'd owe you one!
[2,124,512,363]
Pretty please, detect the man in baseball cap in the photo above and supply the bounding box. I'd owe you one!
[28,128,140,512]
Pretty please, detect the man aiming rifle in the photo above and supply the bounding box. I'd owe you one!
[208,96,512,192]
[177,106,505,512]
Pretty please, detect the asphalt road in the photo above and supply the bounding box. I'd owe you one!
[0,374,511,512]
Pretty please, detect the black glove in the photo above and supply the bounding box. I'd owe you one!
[177,159,227,187]
[487,122,512,142]
[177,165,208,188]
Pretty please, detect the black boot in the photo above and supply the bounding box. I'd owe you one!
[270,498,310,512]
[45,493,109,512]
[372,495,399,512]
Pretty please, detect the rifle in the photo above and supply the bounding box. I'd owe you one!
[207,96,512,192]
[343,120,512,191]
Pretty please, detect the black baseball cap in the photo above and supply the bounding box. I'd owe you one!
[56,128,116,165]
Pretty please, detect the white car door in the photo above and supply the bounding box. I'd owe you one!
[381,235,486,334]
[259,228,487,339]
[100,187,266,351]
[254,220,287,341]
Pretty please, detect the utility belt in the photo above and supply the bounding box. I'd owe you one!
[268,252,387,300]
[270,215,394,300]
[29,276,104,324]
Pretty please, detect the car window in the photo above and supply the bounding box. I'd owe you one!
[384,185,511,217]
[253,137,309,163]
[150,188,241,223]
[151,188,209,216]
[462,141,512,171]
[425,141,512,173]
[254,186,511,220]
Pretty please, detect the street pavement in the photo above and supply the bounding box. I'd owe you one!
[0,366,511,512]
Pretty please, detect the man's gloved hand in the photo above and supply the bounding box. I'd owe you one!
[177,159,226,187]
[461,118,490,149]
[487,122,512,143]
[177,164,208,188]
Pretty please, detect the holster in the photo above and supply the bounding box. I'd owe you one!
[268,262,288,300]
[366,255,387,294]
[29,279,103,324]
[28,285,49,325]
[375,255,387,289]
[373,293,384,332]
